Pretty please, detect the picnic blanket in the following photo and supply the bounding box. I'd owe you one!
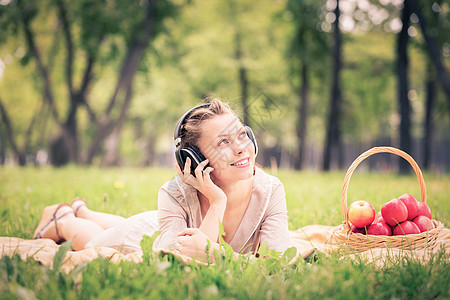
[2,225,449,272]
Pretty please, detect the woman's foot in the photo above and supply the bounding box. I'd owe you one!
[33,203,74,242]
[71,197,87,217]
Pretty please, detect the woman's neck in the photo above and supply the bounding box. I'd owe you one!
[217,177,254,208]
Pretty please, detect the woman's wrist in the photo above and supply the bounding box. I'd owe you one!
[202,189,227,206]
[209,198,227,212]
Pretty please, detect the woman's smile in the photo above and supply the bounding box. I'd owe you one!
[231,157,250,168]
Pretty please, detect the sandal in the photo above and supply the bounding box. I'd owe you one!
[33,203,73,242]
[71,197,87,217]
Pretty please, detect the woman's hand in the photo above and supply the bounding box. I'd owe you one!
[176,158,226,205]
[175,228,215,261]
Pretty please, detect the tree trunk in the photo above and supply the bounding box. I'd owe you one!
[85,0,156,165]
[396,0,412,174]
[19,0,80,165]
[0,98,26,165]
[50,101,79,166]
[101,127,122,167]
[140,127,157,167]
[294,63,309,170]
[423,62,436,170]
[410,0,450,106]
[323,0,342,171]
[0,129,5,165]
[48,0,81,165]
[235,31,249,126]
[101,84,134,167]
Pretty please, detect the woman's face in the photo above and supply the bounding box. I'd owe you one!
[196,113,256,183]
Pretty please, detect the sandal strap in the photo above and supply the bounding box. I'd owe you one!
[53,203,70,234]
[35,215,55,239]
[72,197,87,217]
[54,211,73,242]
[35,203,72,241]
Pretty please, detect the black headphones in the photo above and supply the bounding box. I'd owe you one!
[174,103,258,176]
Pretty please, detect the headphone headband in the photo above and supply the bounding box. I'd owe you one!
[173,103,211,147]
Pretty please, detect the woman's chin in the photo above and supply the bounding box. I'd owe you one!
[230,166,254,181]
[211,166,254,182]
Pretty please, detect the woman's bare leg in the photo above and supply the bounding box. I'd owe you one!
[58,215,105,250]
[72,200,125,230]
[34,205,105,251]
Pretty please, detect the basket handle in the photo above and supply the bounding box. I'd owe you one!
[341,146,426,227]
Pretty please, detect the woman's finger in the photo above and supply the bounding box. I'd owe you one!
[183,157,192,176]
[197,159,209,170]
[203,167,214,181]
[175,164,183,177]
[178,228,200,236]
[177,235,188,244]
[194,159,208,179]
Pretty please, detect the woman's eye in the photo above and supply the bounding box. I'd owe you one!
[219,139,228,146]
[239,131,247,139]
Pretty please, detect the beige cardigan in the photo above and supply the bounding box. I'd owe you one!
[154,168,290,254]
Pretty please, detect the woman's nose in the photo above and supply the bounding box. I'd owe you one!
[233,139,246,155]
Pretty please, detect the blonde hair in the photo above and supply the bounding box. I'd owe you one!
[181,97,236,148]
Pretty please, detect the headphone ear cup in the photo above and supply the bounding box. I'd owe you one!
[180,145,208,176]
[175,146,184,171]
[245,126,258,157]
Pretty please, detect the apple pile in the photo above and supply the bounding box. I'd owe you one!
[347,194,434,236]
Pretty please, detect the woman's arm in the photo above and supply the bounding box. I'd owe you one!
[198,201,226,242]
[258,181,290,254]
[175,228,239,262]
[153,188,189,250]
[176,158,227,243]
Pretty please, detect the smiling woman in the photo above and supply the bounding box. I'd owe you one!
[32,98,290,261]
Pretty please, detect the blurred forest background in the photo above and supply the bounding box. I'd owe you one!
[0,0,448,172]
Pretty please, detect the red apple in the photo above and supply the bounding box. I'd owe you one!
[373,211,386,224]
[412,215,435,233]
[417,202,432,219]
[367,222,392,236]
[398,193,419,220]
[348,200,376,228]
[393,220,421,235]
[381,198,408,227]
[350,223,366,234]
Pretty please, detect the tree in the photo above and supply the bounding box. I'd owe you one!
[395,0,449,173]
[323,0,343,171]
[0,97,26,165]
[410,0,450,106]
[396,0,413,174]
[0,0,177,166]
[225,0,252,126]
[423,61,436,170]
[411,0,449,169]
[285,0,328,170]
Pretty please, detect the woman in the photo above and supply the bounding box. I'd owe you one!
[33,98,290,260]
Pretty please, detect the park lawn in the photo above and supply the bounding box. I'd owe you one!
[0,166,449,299]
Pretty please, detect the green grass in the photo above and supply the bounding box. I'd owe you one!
[1,166,449,299]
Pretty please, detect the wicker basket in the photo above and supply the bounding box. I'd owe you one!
[329,146,444,253]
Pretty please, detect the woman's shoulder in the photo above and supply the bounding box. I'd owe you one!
[252,168,285,205]
[254,168,283,189]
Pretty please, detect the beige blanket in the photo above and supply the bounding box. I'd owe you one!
[289,225,450,267]
[2,225,449,271]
